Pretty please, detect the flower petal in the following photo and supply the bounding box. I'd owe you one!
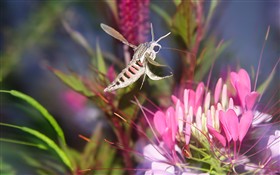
[238,69,251,91]
[225,109,239,142]
[166,107,177,142]
[184,89,190,113]
[143,144,167,162]
[230,71,238,90]
[195,82,205,112]
[219,110,232,142]
[235,81,250,108]
[151,162,174,175]
[176,100,184,133]
[154,111,167,135]
[239,111,253,142]
[208,125,226,147]
[162,128,174,150]
[214,78,223,104]
[252,111,272,126]
[188,90,196,112]
[245,92,259,110]
[267,130,280,158]
[171,95,179,105]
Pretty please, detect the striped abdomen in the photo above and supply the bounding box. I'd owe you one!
[104,60,145,92]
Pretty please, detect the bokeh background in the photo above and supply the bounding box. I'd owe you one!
[1,1,279,174]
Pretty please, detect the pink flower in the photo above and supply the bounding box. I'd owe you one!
[230,69,259,110]
[267,130,280,158]
[142,68,276,174]
[62,90,87,112]
[143,143,208,174]
[143,144,175,175]
[219,109,253,143]
[154,107,177,150]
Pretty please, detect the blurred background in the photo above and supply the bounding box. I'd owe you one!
[1,1,279,174]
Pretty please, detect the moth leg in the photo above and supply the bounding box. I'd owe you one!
[140,72,147,90]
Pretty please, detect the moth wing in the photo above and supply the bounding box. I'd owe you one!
[146,57,173,80]
[100,23,137,49]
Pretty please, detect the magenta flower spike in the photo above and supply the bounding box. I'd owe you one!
[117,0,150,45]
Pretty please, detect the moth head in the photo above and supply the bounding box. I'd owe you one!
[144,23,171,61]
[151,43,162,53]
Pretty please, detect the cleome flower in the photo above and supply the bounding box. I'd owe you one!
[140,69,279,174]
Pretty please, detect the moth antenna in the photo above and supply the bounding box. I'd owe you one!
[156,32,171,43]
[150,23,154,41]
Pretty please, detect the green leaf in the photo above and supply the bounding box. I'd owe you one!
[0,90,66,145]
[19,152,67,174]
[80,123,118,174]
[0,138,47,150]
[0,123,73,172]
[257,67,276,95]
[172,1,194,48]
[0,157,16,175]
[61,147,80,172]
[150,4,172,26]
[50,68,94,97]
[80,124,103,169]
[207,0,219,23]
[95,40,107,75]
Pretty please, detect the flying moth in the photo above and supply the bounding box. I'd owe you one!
[101,23,172,92]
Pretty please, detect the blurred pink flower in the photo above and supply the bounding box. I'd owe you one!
[62,90,87,112]
[106,65,116,82]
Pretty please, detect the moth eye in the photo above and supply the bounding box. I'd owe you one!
[153,45,161,53]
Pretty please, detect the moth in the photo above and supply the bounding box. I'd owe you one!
[101,23,172,92]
